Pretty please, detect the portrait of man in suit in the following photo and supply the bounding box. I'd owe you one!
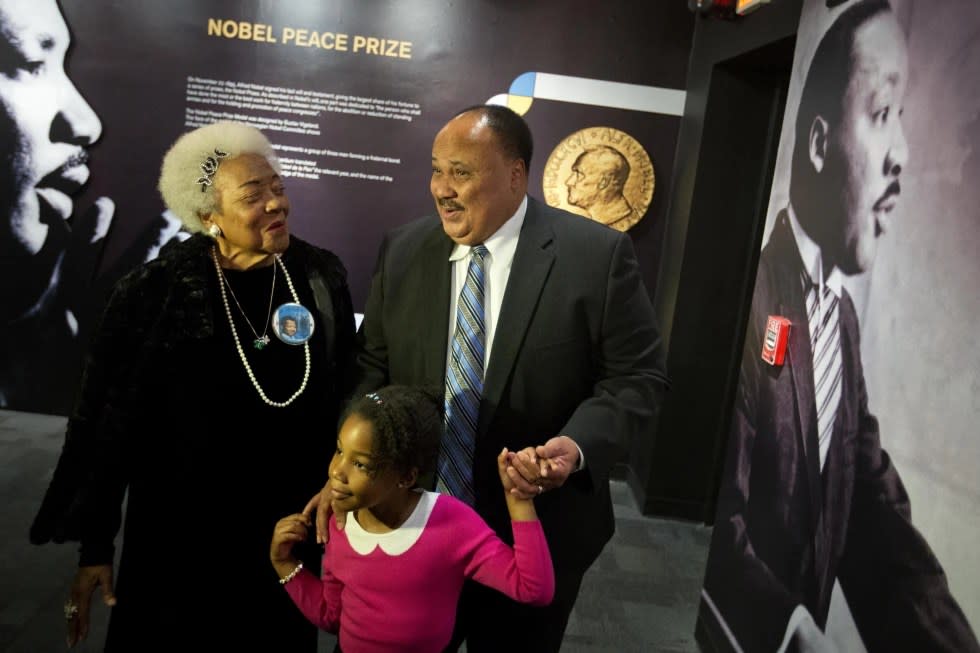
[700,1,979,652]
[312,103,669,652]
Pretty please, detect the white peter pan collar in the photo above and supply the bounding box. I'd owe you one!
[344,489,438,556]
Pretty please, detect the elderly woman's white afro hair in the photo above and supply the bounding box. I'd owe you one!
[157,121,281,233]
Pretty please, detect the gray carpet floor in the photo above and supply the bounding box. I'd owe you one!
[0,409,711,652]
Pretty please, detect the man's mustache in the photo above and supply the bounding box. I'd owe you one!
[439,200,464,211]
[39,150,91,190]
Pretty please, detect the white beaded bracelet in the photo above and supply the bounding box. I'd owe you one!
[279,561,304,585]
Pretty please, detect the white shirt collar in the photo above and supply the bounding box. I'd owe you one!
[785,203,843,297]
[343,489,439,556]
[448,195,527,263]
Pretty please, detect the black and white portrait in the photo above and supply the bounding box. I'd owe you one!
[699,1,980,652]
[0,0,185,414]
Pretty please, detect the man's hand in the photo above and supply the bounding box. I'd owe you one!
[506,435,581,499]
[302,478,347,544]
[67,564,115,648]
[535,435,580,481]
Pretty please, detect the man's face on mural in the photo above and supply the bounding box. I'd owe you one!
[0,0,102,260]
[820,11,909,275]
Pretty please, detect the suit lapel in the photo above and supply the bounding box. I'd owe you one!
[479,200,555,434]
[416,224,454,385]
[771,215,824,525]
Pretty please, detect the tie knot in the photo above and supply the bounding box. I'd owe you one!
[800,269,827,296]
[471,245,489,260]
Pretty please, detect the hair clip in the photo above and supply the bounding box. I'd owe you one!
[196,148,229,192]
[365,392,383,405]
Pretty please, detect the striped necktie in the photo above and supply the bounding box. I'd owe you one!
[437,245,489,505]
[803,272,842,470]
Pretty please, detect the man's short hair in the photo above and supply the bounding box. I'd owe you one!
[453,104,533,171]
[792,0,893,175]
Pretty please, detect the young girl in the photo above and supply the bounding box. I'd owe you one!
[270,385,554,653]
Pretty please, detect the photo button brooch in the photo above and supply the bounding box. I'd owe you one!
[272,303,315,345]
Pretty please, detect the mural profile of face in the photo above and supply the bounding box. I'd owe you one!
[0,0,102,262]
[815,9,909,275]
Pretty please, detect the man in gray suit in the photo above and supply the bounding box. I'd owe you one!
[312,103,669,652]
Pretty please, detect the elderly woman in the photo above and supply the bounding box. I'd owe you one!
[30,121,355,651]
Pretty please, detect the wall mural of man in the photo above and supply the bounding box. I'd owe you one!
[0,0,182,414]
[0,0,112,412]
[699,1,980,652]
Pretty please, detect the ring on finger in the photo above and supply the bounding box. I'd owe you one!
[536,485,544,495]
[64,601,79,621]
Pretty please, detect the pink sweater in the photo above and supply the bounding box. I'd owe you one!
[284,491,554,653]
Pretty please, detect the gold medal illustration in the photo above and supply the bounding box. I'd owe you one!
[542,127,654,232]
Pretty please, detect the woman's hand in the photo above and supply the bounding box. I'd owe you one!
[303,478,347,544]
[66,564,115,648]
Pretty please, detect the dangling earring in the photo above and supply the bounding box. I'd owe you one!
[208,223,222,239]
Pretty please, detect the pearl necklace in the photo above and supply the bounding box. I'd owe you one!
[211,247,311,408]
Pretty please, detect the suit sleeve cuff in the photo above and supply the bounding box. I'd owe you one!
[574,442,586,472]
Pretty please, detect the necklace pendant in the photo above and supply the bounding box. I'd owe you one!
[254,335,270,350]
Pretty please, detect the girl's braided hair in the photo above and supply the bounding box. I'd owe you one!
[342,384,444,477]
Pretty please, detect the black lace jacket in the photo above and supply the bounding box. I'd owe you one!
[29,233,356,555]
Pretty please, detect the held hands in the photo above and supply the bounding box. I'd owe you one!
[303,478,347,545]
[498,448,539,522]
[505,435,580,500]
[497,448,519,493]
[270,513,310,579]
[66,564,116,648]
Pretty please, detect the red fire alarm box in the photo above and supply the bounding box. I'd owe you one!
[761,316,790,366]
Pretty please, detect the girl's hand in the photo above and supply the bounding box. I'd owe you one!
[498,447,546,496]
[498,448,540,521]
[497,448,517,491]
[270,513,310,564]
